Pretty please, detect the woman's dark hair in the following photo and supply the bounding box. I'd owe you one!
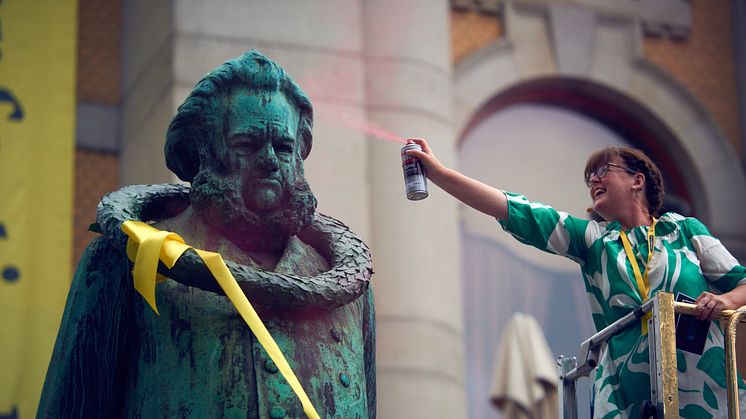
[584,147,666,217]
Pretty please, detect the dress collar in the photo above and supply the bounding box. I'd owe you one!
[602,212,680,237]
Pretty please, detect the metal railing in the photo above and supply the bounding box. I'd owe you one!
[557,292,746,419]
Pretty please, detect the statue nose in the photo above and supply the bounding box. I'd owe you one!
[258,144,279,171]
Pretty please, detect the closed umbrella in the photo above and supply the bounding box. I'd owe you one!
[490,312,558,419]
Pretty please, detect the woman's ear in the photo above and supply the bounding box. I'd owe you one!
[633,172,646,190]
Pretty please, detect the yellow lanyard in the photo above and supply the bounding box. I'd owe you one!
[619,218,657,335]
[122,220,321,419]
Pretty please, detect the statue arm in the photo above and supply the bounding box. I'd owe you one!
[37,237,132,418]
[158,246,369,308]
[157,212,373,309]
[99,184,373,309]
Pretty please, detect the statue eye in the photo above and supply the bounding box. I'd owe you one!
[274,142,293,155]
[233,143,258,155]
[229,135,261,153]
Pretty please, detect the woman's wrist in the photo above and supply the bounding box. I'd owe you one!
[426,164,450,185]
[723,293,743,311]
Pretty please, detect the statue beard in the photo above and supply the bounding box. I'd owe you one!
[189,166,317,251]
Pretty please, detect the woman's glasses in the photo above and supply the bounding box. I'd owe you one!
[585,162,636,187]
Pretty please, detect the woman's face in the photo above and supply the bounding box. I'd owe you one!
[587,159,638,221]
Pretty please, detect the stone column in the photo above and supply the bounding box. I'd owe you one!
[734,0,746,169]
[120,0,175,185]
[363,2,466,417]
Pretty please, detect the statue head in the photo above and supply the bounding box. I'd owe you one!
[164,51,317,249]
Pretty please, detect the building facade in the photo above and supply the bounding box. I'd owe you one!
[74,0,746,417]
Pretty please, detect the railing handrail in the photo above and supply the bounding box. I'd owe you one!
[558,293,746,419]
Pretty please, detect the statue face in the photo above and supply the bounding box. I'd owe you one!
[188,86,316,251]
[225,88,301,214]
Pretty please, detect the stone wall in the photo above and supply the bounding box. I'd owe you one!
[450,0,741,154]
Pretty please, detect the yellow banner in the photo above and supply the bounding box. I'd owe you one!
[0,1,77,418]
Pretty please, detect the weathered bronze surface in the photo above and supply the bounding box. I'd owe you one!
[38,51,375,418]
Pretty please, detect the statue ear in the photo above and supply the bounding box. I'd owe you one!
[165,130,201,182]
[298,118,313,160]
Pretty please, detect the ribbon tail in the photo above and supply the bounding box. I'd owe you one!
[196,249,321,419]
[133,230,170,315]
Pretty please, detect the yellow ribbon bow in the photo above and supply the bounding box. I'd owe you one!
[122,220,320,419]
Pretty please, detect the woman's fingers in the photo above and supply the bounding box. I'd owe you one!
[695,293,712,321]
[707,298,725,321]
[406,148,429,162]
[703,300,716,321]
[694,293,725,321]
[407,138,431,155]
[404,138,441,171]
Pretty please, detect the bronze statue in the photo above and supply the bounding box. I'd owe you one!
[38,50,375,418]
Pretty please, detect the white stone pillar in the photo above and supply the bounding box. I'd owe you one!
[120,0,176,185]
[363,2,466,417]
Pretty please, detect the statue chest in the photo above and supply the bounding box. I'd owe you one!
[120,280,369,418]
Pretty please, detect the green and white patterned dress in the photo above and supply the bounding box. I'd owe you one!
[498,192,746,418]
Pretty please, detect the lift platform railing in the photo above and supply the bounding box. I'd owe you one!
[557,292,746,419]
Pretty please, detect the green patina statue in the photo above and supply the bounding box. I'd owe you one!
[38,51,375,418]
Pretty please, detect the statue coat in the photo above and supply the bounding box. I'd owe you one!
[38,188,376,419]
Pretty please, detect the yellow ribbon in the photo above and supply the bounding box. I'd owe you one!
[121,220,320,419]
[620,219,657,335]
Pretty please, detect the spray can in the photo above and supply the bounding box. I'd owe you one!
[401,143,428,200]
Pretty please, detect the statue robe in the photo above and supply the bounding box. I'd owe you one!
[38,212,375,418]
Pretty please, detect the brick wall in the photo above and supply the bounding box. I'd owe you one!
[643,0,741,154]
[73,150,119,263]
[78,0,121,105]
[74,0,122,265]
[451,10,503,65]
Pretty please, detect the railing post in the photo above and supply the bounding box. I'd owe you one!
[725,309,746,419]
[647,311,660,418]
[673,301,746,417]
[557,355,578,419]
[650,292,679,418]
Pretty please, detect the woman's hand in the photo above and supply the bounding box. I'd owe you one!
[405,138,447,181]
[694,292,732,321]
[401,137,508,219]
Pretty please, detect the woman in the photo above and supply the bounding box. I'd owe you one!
[406,138,746,418]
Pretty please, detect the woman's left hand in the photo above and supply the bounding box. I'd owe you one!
[694,292,732,321]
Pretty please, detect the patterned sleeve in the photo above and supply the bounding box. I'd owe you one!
[684,217,746,293]
[497,192,592,264]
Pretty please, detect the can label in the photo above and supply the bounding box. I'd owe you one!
[401,143,428,201]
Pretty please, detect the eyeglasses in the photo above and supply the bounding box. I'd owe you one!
[585,162,636,187]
